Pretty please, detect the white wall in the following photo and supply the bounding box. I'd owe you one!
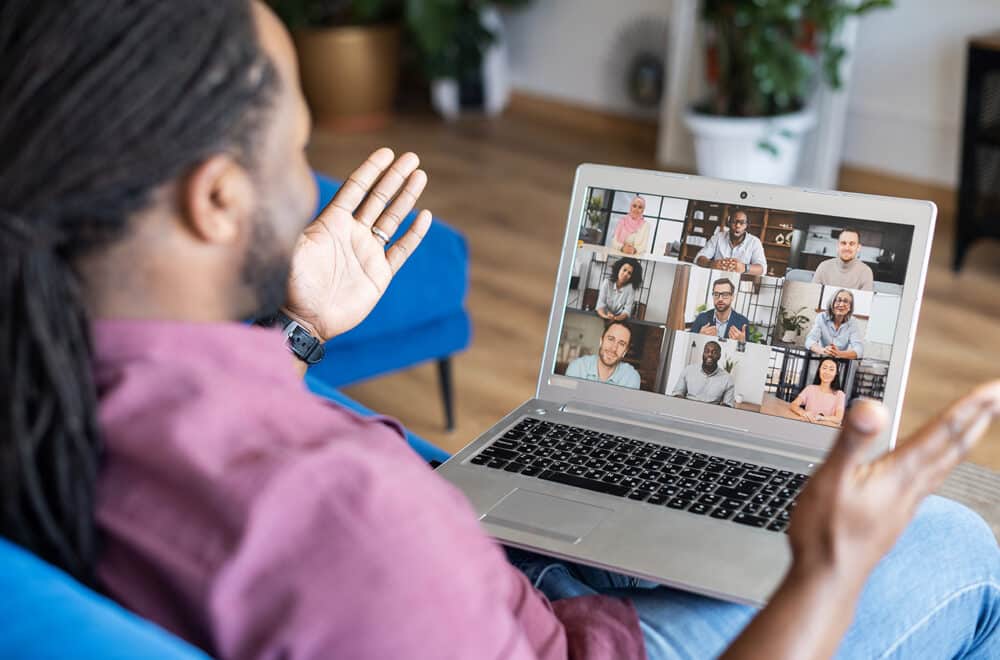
[504,0,999,187]
[503,0,673,119]
[843,0,1000,186]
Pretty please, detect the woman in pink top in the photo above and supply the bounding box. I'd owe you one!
[610,196,650,255]
[789,358,847,425]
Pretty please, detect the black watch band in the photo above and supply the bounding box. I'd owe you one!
[266,311,325,365]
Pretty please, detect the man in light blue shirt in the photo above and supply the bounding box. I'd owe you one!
[694,209,767,275]
[670,340,736,406]
[565,321,642,389]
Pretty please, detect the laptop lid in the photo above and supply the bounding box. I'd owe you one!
[536,164,935,460]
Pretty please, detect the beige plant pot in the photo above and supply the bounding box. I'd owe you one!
[293,24,400,131]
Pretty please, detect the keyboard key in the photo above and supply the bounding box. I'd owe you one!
[698,494,721,506]
[703,462,726,473]
[567,465,588,477]
[743,471,770,483]
[733,513,769,528]
[714,485,756,501]
[494,439,520,451]
[504,462,526,473]
[584,469,606,480]
[767,521,788,532]
[710,507,735,520]
[627,489,654,501]
[724,466,746,477]
[722,498,745,510]
[520,465,543,477]
[538,470,631,497]
[485,447,520,461]
[487,459,508,469]
[470,454,489,465]
[647,492,670,505]
[688,459,709,470]
[688,502,712,515]
[667,497,692,510]
[679,468,702,479]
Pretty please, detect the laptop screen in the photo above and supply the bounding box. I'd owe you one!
[555,186,915,430]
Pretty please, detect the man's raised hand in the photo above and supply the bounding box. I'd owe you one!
[283,148,432,341]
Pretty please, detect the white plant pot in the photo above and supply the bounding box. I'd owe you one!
[782,329,798,343]
[683,108,817,185]
[430,6,510,121]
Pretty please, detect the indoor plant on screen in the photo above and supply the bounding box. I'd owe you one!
[683,0,891,185]
[268,0,403,130]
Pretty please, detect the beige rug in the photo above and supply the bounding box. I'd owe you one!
[937,462,1000,541]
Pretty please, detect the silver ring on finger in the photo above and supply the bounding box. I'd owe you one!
[371,225,390,246]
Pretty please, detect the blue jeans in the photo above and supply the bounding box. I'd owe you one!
[507,496,999,659]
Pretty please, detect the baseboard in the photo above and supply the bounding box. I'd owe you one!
[507,91,659,147]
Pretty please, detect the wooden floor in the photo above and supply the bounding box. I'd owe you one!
[307,108,1000,471]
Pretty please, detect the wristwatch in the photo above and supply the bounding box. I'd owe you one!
[260,310,326,365]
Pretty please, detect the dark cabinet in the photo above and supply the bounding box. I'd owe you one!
[955,31,1000,270]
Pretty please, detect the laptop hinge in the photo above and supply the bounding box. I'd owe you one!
[558,400,825,465]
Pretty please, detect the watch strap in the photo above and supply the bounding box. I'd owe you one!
[271,311,325,365]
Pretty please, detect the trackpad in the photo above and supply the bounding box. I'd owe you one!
[481,489,613,544]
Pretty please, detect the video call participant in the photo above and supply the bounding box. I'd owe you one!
[690,277,751,342]
[806,288,864,359]
[789,358,847,425]
[611,195,650,255]
[565,321,641,389]
[812,228,874,291]
[670,340,735,406]
[596,257,642,321]
[694,209,767,275]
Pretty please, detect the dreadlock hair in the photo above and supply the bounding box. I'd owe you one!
[0,0,278,584]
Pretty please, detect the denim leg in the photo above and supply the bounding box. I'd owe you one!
[507,495,998,660]
[836,495,1000,659]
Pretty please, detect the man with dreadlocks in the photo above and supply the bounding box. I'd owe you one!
[1,2,998,659]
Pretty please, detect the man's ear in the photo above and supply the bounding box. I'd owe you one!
[180,154,255,244]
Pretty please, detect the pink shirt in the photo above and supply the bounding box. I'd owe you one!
[797,385,846,417]
[92,320,644,660]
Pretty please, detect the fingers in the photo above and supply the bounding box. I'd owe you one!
[891,380,1000,495]
[328,148,395,215]
[820,400,888,482]
[355,152,421,228]
[386,210,432,274]
[370,168,427,240]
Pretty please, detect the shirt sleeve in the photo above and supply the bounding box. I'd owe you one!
[848,319,865,357]
[694,233,718,263]
[621,285,635,318]
[565,357,585,379]
[750,236,767,269]
[633,222,650,254]
[207,444,563,660]
[671,368,689,397]
[596,280,609,313]
[690,311,707,334]
[622,365,642,390]
[721,376,736,407]
[860,265,874,291]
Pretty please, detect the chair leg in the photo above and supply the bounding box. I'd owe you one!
[437,357,455,431]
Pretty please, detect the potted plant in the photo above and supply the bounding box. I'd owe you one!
[268,0,404,130]
[683,0,892,185]
[778,306,811,343]
[407,0,533,119]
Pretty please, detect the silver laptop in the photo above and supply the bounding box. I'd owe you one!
[436,164,935,605]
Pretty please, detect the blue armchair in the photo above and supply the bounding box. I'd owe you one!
[305,174,471,430]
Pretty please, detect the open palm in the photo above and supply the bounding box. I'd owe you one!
[283,149,431,341]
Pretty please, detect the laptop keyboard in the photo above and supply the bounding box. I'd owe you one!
[469,417,810,533]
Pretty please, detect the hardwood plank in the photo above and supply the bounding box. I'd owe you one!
[308,111,1000,471]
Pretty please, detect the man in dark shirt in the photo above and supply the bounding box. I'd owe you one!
[690,278,753,342]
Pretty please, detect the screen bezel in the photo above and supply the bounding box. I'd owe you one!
[536,164,936,456]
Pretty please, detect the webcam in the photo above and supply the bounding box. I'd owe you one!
[739,190,748,200]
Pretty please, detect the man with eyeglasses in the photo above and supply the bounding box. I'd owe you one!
[690,278,752,342]
[694,208,767,275]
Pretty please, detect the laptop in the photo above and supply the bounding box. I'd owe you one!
[436,164,935,606]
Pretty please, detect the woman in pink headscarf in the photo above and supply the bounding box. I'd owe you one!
[611,195,649,255]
